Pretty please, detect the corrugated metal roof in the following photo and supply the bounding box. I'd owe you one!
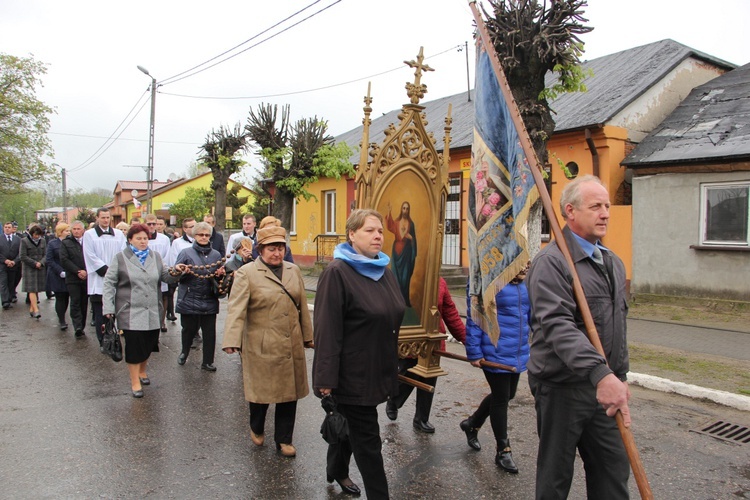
[335,39,735,161]
[623,62,750,166]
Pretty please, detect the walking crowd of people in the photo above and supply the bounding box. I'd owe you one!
[1,175,633,499]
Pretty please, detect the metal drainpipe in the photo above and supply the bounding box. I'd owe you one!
[585,128,600,178]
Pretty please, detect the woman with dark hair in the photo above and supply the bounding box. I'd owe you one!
[46,223,71,329]
[313,208,406,499]
[460,262,531,473]
[103,223,186,397]
[223,225,313,458]
[20,224,47,319]
[174,221,225,370]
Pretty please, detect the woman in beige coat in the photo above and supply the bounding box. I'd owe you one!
[222,225,313,458]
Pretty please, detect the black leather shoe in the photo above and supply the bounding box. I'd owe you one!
[59,323,68,331]
[385,401,398,421]
[201,363,217,372]
[139,377,150,385]
[166,314,177,322]
[460,419,481,450]
[496,439,518,473]
[327,475,361,496]
[2,303,10,310]
[177,353,187,365]
[75,330,85,338]
[413,419,435,433]
[132,389,144,398]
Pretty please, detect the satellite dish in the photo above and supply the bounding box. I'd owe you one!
[167,172,178,181]
[131,189,138,198]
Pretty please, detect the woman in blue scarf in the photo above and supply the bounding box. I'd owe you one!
[313,209,406,499]
[103,224,186,398]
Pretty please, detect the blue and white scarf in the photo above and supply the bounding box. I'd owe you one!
[333,243,390,281]
[129,245,149,266]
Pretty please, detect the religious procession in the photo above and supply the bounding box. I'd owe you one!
[3,1,750,499]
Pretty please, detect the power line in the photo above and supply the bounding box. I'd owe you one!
[49,131,197,145]
[161,0,343,87]
[159,0,328,86]
[67,91,150,173]
[158,44,464,100]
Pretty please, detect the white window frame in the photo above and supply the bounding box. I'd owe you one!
[699,181,749,246]
[324,190,336,234]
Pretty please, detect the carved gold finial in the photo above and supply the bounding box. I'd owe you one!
[356,82,374,207]
[404,46,434,104]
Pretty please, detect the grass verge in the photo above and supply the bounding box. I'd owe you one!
[629,342,750,396]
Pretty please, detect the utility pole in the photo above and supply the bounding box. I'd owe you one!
[138,65,157,215]
[61,167,68,222]
[464,41,472,102]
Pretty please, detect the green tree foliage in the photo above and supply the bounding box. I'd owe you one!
[198,123,249,232]
[0,190,45,227]
[168,187,213,224]
[74,206,96,225]
[0,53,56,193]
[245,103,353,230]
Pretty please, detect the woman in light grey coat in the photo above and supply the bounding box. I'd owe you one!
[103,223,186,398]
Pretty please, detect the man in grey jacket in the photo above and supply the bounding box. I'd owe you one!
[526,175,631,500]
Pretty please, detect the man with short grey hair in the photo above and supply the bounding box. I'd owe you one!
[526,175,631,499]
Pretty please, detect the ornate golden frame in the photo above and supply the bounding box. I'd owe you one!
[356,48,453,379]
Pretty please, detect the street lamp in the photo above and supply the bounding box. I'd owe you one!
[53,163,67,222]
[137,65,156,215]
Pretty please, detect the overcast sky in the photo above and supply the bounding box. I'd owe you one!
[2,0,748,196]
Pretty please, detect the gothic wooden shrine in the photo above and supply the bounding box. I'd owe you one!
[356,47,453,380]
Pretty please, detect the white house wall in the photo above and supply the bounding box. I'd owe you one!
[632,171,750,300]
[610,59,726,143]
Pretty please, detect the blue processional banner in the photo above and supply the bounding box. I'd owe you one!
[468,39,539,346]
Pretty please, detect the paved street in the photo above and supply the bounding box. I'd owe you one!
[1,297,749,498]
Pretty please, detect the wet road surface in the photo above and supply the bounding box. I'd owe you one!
[1,299,748,498]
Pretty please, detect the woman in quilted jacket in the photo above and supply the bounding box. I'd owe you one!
[460,262,531,474]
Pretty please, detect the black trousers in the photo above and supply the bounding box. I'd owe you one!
[249,400,297,445]
[67,283,88,333]
[12,264,21,298]
[390,357,436,422]
[180,314,216,365]
[327,403,389,500]
[528,375,629,500]
[54,291,70,324]
[166,284,176,318]
[0,266,14,305]
[89,295,104,344]
[468,371,521,446]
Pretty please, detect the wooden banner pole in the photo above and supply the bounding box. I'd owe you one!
[468,2,652,498]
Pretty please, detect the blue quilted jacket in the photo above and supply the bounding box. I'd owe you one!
[465,282,531,374]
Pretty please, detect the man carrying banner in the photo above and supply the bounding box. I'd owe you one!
[526,175,630,499]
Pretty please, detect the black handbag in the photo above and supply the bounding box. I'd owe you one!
[102,317,123,362]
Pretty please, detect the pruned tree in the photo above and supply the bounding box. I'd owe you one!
[482,0,592,255]
[245,103,353,231]
[0,53,56,193]
[198,123,249,231]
